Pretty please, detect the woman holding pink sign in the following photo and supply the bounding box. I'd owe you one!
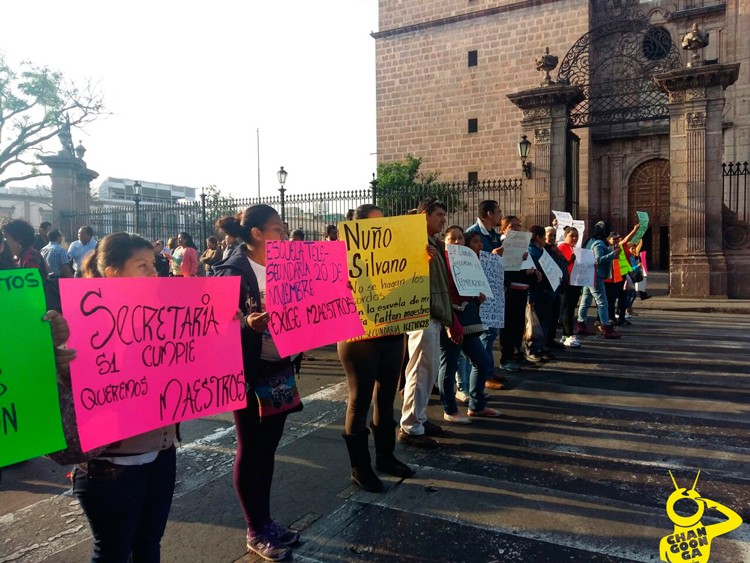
[72,232,178,563]
[213,205,303,562]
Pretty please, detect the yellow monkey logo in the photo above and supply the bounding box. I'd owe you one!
[660,471,742,562]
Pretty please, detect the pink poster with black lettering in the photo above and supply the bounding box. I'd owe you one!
[265,240,364,357]
[60,277,244,452]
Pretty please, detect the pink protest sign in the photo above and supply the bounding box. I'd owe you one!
[640,251,649,276]
[60,277,244,452]
[265,240,364,357]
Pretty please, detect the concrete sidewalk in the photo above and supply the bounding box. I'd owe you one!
[616,271,750,314]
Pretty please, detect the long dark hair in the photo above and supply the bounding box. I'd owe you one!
[0,238,16,269]
[178,231,198,249]
[1,219,35,250]
[215,204,279,246]
[82,232,153,278]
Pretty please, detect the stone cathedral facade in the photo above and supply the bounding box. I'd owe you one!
[373,0,749,297]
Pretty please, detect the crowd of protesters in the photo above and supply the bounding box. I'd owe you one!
[1,198,649,562]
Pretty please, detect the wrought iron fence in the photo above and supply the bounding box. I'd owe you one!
[60,179,522,251]
[722,161,750,250]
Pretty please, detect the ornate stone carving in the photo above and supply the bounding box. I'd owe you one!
[681,23,709,68]
[522,107,551,119]
[668,91,686,103]
[686,88,705,100]
[535,47,558,87]
[685,112,707,129]
[654,64,741,95]
[534,128,551,143]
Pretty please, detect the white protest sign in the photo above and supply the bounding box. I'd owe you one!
[538,249,563,292]
[571,220,586,248]
[570,247,595,287]
[553,210,573,242]
[479,251,505,328]
[446,244,493,299]
[501,230,532,271]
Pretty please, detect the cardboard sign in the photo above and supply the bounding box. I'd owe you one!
[341,214,430,339]
[479,251,505,328]
[571,220,586,248]
[632,211,650,244]
[265,240,364,356]
[447,244,493,298]
[0,269,66,467]
[570,248,595,287]
[60,277,244,452]
[537,249,563,293]
[552,210,573,242]
[501,230,532,271]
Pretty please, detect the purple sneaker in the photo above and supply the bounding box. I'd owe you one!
[246,531,291,561]
[264,520,300,546]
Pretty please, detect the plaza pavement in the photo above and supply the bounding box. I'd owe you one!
[1,276,749,562]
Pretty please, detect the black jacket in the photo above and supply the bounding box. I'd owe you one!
[212,249,262,391]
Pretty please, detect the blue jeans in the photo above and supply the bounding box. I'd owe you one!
[456,352,470,392]
[74,447,176,563]
[577,276,610,326]
[439,331,489,413]
[479,327,498,380]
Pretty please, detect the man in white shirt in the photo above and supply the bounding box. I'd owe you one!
[67,225,96,277]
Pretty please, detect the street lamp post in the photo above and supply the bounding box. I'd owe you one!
[518,135,532,179]
[277,166,288,222]
[200,187,207,251]
[133,181,142,233]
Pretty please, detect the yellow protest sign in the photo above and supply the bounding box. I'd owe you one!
[340,214,430,338]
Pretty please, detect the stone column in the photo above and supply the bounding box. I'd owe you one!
[508,85,584,227]
[654,63,740,297]
[39,153,98,237]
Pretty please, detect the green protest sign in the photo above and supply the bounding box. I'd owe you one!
[0,268,66,467]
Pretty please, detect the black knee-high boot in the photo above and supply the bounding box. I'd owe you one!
[342,430,383,492]
[371,421,415,478]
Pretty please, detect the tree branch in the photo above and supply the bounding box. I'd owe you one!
[0,171,50,188]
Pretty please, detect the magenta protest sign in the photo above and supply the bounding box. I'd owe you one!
[265,240,364,357]
[60,277,244,452]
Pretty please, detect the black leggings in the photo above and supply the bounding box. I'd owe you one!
[233,399,287,534]
[561,285,582,337]
[337,335,405,435]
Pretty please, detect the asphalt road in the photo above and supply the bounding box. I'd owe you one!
[2,307,749,562]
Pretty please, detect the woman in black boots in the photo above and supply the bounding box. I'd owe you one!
[338,204,415,492]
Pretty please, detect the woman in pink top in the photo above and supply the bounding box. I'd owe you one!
[557,226,581,348]
[175,231,198,277]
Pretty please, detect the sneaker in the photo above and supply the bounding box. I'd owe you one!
[575,322,593,336]
[624,312,633,319]
[468,407,502,418]
[455,389,470,403]
[263,521,300,546]
[500,361,521,372]
[485,378,505,390]
[422,420,444,436]
[247,532,292,561]
[443,412,472,424]
[526,353,544,363]
[398,429,438,449]
[563,335,581,348]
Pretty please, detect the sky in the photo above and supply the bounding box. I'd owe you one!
[1,1,379,198]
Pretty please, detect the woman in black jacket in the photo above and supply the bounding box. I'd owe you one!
[213,205,302,562]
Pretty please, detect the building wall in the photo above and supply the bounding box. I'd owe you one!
[375,0,590,186]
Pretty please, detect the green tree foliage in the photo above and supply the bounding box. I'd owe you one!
[0,53,106,187]
[375,154,465,215]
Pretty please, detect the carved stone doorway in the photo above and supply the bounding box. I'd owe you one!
[628,159,670,270]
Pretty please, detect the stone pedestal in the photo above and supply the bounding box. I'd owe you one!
[39,153,98,237]
[508,85,584,226]
[654,63,740,297]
